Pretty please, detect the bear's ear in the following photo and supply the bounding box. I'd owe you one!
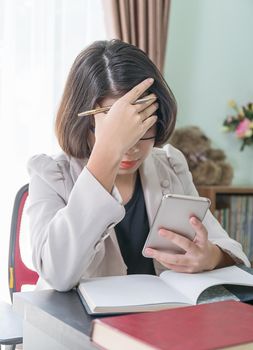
[200,134,209,141]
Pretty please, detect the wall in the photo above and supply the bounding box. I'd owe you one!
[164,0,253,185]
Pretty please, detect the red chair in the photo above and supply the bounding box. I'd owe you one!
[0,184,39,349]
[8,184,39,301]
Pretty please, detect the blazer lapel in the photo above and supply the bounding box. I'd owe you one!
[139,153,163,227]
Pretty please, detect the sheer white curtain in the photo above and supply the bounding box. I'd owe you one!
[0,0,106,302]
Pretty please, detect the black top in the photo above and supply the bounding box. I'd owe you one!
[115,173,156,275]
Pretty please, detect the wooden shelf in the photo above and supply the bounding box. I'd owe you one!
[197,186,253,263]
[197,186,253,214]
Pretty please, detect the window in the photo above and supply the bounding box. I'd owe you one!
[0,0,106,302]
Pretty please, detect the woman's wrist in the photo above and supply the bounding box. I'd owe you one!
[93,140,123,161]
[211,244,235,269]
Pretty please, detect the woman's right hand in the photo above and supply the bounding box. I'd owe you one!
[93,78,158,157]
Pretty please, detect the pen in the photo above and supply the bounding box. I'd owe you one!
[77,96,157,117]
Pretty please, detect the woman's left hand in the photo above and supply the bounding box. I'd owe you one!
[144,217,225,273]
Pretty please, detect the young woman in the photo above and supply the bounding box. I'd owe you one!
[27,39,250,292]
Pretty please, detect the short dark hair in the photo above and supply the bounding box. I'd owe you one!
[55,39,177,158]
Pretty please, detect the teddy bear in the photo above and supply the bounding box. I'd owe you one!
[169,126,233,186]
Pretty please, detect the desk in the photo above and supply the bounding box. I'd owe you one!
[13,266,253,350]
[13,290,97,350]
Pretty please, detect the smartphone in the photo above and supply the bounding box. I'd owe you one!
[142,194,211,256]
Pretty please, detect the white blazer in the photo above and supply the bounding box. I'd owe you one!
[27,145,250,291]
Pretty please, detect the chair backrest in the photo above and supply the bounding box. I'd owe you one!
[8,184,39,301]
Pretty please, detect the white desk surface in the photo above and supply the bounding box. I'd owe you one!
[13,289,98,350]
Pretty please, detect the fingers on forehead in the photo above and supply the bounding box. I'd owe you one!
[123,78,154,103]
[135,95,157,112]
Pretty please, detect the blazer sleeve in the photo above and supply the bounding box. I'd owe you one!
[165,145,251,267]
[27,154,125,291]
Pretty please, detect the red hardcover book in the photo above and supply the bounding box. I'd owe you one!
[91,301,253,350]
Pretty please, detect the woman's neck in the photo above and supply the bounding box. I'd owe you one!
[115,171,138,205]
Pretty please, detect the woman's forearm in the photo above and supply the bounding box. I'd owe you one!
[87,142,122,193]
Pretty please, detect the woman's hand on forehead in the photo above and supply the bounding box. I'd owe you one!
[93,78,158,156]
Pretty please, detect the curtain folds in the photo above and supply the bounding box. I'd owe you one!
[104,0,171,72]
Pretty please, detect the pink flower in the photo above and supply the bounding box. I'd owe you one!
[235,118,251,138]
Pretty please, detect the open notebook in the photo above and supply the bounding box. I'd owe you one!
[77,265,253,315]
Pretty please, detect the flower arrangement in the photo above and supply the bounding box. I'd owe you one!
[222,100,253,151]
